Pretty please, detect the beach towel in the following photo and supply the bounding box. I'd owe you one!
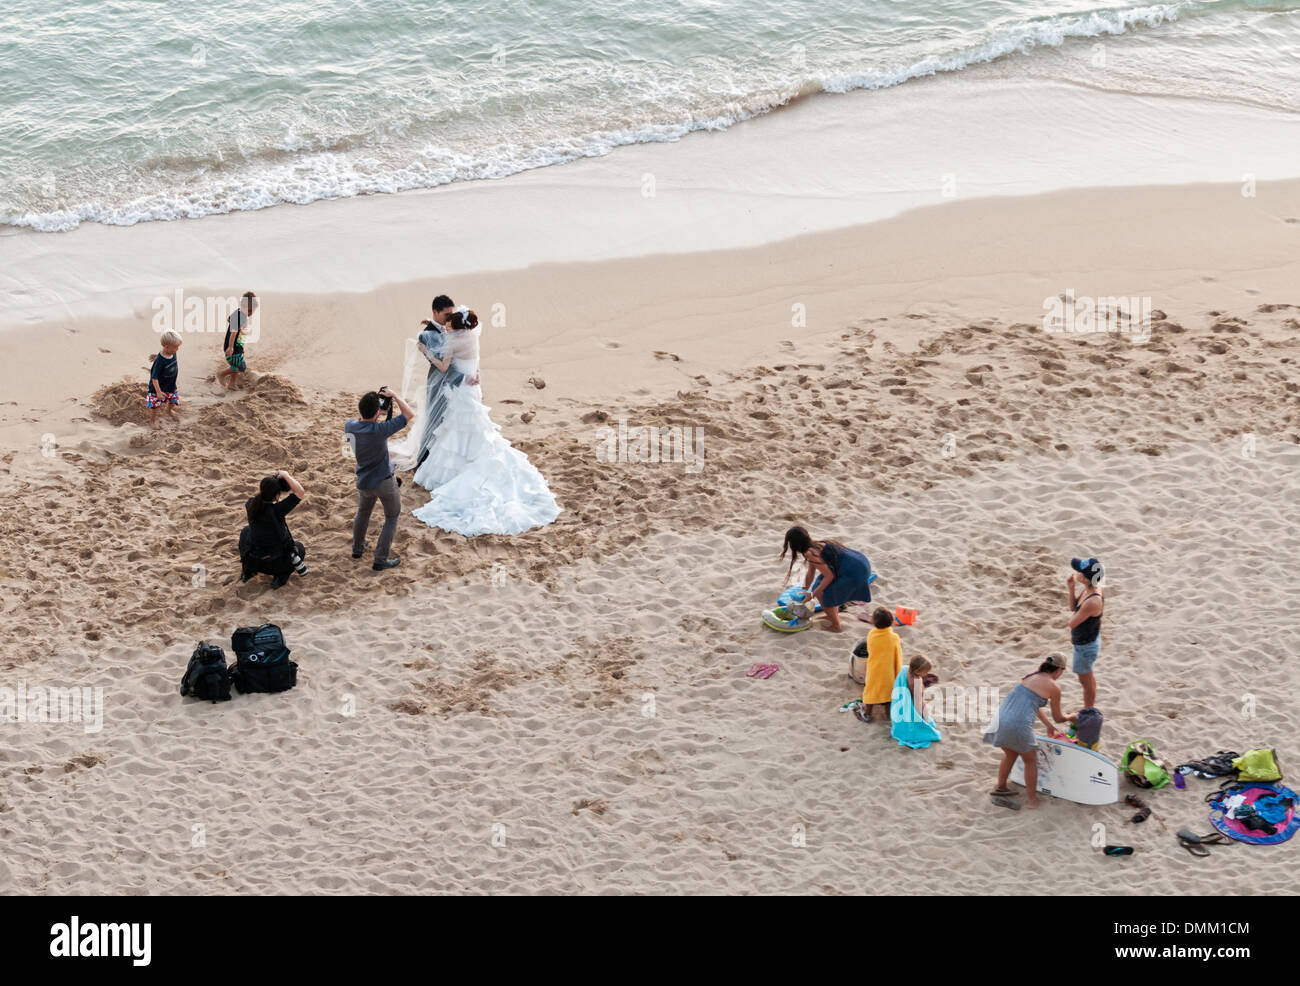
[890,669,942,750]
[1208,782,1299,845]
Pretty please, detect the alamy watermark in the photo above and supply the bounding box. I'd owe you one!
[595,418,705,474]
[0,682,104,734]
[50,917,150,966]
[1042,290,1152,343]
[909,685,999,725]
[151,289,260,342]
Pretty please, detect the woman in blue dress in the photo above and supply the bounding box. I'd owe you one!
[779,525,873,632]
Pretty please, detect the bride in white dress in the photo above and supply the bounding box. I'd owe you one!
[410,308,560,536]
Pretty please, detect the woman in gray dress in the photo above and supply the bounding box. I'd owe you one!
[985,654,1076,810]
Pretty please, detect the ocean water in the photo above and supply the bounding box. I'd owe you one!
[2,0,1298,232]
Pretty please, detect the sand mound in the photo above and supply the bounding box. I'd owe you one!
[90,378,149,427]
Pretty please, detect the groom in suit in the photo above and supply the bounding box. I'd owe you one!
[422,294,455,333]
[414,293,462,469]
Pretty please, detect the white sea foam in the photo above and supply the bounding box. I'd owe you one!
[2,0,1296,231]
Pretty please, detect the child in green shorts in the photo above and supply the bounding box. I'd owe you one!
[217,291,257,389]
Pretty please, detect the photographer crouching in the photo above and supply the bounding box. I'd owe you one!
[240,470,308,589]
[345,386,415,572]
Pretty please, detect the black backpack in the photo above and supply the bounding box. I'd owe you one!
[180,642,232,702]
[230,623,298,694]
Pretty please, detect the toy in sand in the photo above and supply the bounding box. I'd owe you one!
[763,587,818,632]
[762,603,813,632]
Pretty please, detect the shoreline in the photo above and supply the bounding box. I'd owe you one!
[4,72,1300,331]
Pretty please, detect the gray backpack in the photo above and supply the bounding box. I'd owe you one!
[1075,707,1103,747]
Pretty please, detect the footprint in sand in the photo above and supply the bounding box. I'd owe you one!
[594,338,621,350]
[652,351,680,362]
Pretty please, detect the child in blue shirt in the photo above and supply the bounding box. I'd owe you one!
[147,330,182,427]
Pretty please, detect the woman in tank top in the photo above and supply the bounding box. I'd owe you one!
[1067,557,1105,709]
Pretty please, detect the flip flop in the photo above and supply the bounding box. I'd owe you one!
[755,664,779,679]
[990,787,1018,797]
[1176,829,1231,845]
[746,664,766,678]
[1104,845,1135,857]
[992,796,1020,811]
[1178,839,1211,858]
[839,699,863,713]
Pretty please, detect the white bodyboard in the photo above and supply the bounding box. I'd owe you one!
[1009,735,1120,805]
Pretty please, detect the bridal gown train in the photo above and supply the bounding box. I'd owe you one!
[410,326,560,536]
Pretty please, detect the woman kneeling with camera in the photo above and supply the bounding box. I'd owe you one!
[240,470,307,588]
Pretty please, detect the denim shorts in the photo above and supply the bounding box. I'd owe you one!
[1072,639,1101,674]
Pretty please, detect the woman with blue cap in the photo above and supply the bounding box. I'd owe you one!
[1067,557,1105,708]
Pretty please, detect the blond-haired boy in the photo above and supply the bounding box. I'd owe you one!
[147,330,183,427]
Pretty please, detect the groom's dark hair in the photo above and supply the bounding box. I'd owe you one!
[358,392,381,419]
[431,294,454,312]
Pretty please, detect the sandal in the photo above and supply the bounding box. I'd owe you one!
[1178,839,1211,857]
[1176,828,1230,846]
[1126,794,1152,824]
[992,796,1021,811]
[990,787,1018,797]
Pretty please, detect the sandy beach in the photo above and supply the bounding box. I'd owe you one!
[2,66,1299,895]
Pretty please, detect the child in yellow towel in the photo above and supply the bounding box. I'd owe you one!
[860,607,902,722]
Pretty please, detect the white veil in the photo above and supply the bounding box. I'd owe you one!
[387,337,428,472]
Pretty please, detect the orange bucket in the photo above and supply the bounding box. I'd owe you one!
[893,606,918,627]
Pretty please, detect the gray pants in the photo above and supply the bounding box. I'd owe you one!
[353,476,401,564]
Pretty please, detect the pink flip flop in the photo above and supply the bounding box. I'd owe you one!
[755,664,780,679]
[746,663,766,677]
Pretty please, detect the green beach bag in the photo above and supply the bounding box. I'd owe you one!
[1121,740,1172,790]
[1233,749,1283,782]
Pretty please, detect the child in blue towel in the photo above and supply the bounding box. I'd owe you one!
[891,656,942,749]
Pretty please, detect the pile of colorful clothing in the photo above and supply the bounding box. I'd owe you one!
[1207,781,1299,845]
[1174,748,1297,846]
